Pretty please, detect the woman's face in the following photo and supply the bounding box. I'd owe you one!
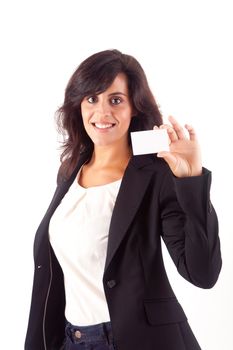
[81,73,134,149]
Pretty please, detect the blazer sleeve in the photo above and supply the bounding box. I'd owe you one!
[159,167,222,289]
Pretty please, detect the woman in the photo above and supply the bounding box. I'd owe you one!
[25,49,222,350]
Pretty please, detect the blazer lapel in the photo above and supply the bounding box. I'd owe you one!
[104,155,155,272]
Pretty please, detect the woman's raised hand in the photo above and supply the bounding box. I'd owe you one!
[155,116,202,178]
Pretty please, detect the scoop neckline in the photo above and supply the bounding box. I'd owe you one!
[76,178,122,190]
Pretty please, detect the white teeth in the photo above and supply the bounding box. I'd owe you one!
[94,123,114,129]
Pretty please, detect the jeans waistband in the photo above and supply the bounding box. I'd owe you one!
[65,321,114,344]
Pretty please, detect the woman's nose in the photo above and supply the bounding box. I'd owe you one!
[95,99,111,117]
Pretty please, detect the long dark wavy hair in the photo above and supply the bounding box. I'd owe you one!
[56,49,163,177]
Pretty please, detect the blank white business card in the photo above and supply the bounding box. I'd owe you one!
[131,129,170,155]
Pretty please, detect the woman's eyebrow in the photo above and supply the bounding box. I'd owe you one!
[108,92,128,96]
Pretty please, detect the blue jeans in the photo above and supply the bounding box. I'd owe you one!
[64,321,117,350]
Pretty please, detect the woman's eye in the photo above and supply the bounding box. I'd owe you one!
[111,97,121,105]
[87,96,97,103]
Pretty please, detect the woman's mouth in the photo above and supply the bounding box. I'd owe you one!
[92,123,115,129]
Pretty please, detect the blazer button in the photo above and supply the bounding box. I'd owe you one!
[107,280,116,288]
[74,330,82,339]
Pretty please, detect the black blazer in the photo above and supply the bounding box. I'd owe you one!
[25,153,222,350]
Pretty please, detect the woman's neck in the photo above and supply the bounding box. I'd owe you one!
[78,142,132,188]
[89,143,132,170]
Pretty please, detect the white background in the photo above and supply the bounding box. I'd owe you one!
[0,1,232,349]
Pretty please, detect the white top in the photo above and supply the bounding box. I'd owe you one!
[49,170,121,326]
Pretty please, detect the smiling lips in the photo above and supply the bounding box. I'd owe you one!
[92,122,116,129]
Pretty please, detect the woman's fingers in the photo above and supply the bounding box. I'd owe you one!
[157,117,201,177]
[159,124,178,142]
[158,117,198,145]
[168,115,187,140]
[167,127,179,142]
[185,124,197,141]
